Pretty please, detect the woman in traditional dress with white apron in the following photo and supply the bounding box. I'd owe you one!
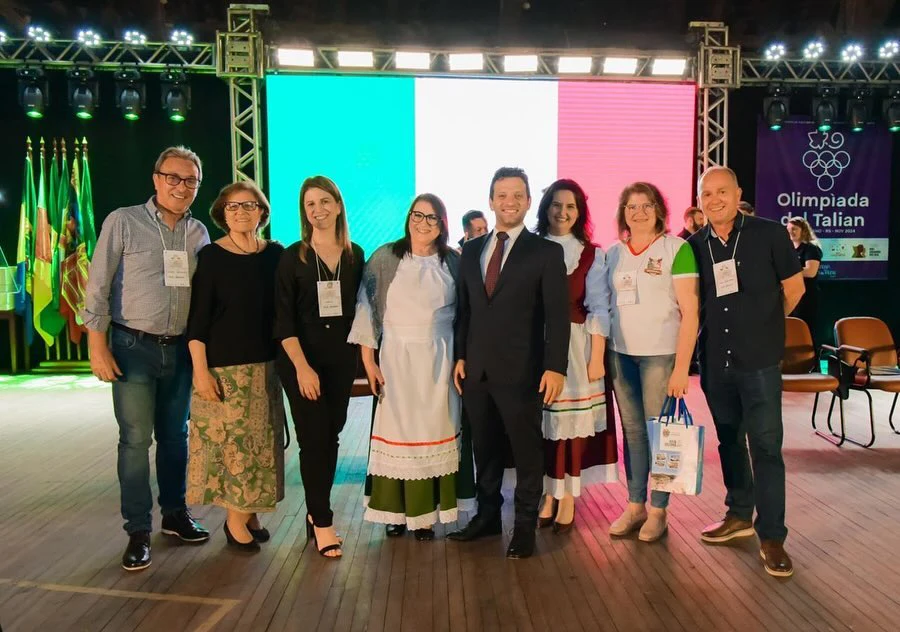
[348,193,475,540]
[534,179,618,533]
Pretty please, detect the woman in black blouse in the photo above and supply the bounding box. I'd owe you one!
[274,175,364,559]
[186,181,286,553]
[787,216,823,342]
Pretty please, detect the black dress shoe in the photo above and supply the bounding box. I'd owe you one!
[446,514,502,541]
[413,528,435,541]
[248,526,270,542]
[224,521,261,552]
[385,524,407,537]
[506,528,536,559]
[161,509,210,543]
[122,531,152,571]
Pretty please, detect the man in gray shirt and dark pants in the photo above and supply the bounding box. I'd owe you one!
[82,146,211,571]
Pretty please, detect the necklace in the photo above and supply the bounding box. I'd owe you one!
[228,233,259,254]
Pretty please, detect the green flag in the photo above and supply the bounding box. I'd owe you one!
[39,143,66,338]
[80,140,97,260]
[32,141,64,346]
[14,143,36,346]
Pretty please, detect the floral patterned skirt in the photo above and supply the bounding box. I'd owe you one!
[187,361,285,512]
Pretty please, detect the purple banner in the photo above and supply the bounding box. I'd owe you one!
[755,120,891,280]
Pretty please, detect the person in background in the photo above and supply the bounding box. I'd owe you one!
[533,179,618,534]
[350,193,475,540]
[185,181,285,553]
[786,216,822,343]
[678,207,706,240]
[457,210,489,248]
[274,175,365,559]
[605,182,700,543]
[691,167,804,578]
[738,201,755,216]
[82,146,211,571]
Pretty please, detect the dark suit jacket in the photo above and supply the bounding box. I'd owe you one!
[455,229,570,386]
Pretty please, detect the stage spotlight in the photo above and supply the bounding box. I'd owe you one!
[878,40,899,59]
[448,53,484,71]
[812,86,837,132]
[652,58,687,76]
[161,70,190,122]
[764,43,786,61]
[846,89,872,132]
[395,51,430,70]
[840,43,864,63]
[0,30,8,44]
[67,68,98,120]
[77,29,101,47]
[124,30,147,46]
[114,69,145,121]
[882,88,900,132]
[603,57,638,75]
[27,26,52,42]
[557,56,592,74]
[170,29,194,46]
[17,67,48,119]
[763,86,790,131]
[802,40,825,60]
[337,50,374,68]
[503,55,539,73]
[276,48,315,67]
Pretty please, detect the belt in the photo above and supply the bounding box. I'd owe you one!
[111,322,183,346]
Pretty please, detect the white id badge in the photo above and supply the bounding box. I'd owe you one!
[713,259,739,297]
[615,270,637,306]
[163,250,190,287]
[317,280,343,318]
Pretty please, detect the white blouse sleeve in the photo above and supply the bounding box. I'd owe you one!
[347,280,379,349]
[584,246,611,337]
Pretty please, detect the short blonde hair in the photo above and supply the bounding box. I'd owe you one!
[154,146,203,181]
[698,166,739,192]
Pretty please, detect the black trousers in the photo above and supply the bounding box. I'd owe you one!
[463,377,544,529]
[277,344,357,528]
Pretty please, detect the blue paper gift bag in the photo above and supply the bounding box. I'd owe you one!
[647,397,704,495]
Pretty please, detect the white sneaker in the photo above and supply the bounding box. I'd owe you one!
[638,508,668,542]
[609,504,648,536]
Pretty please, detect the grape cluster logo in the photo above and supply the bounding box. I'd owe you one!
[801,131,851,192]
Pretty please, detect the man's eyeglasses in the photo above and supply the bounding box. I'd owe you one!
[156,171,201,190]
[224,201,261,212]
[625,203,656,213]
[410,211,440,226]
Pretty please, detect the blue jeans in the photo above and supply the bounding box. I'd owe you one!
[110,327,192,534]
[608,351,675,509]
[701,364,787,542]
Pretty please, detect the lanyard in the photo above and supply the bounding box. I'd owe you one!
[313,245,342,283]
[707,214,744,264]
[153,212,186,253]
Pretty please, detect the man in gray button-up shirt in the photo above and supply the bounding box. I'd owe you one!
[81,146,212,571]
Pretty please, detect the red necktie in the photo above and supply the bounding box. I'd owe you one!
[484,231,509,297]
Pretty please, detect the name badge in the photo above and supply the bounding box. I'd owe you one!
[615,270,637,306]
[713,259,739,297]
[163,250,190,287]
[317,280,343,318]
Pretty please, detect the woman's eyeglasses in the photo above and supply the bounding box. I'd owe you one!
[224,201,261,212]
[625,203,656,213]
[410,211,440,226]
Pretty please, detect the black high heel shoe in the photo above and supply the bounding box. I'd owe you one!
[538,497,558,528]
[307,514,342,559]
[247,515,270,543]
[224,521,261,552]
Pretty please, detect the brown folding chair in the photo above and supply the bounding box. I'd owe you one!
[781,317,844,444]
[821,317,900,448]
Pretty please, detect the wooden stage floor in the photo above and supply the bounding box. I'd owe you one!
[1,374,899,632]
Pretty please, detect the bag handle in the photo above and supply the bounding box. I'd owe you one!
[656,396,677,423]
[677,398,694,427]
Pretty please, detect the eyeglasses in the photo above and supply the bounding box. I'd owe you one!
[410,211,440,226]
[155,171,201,189]
[625,203,656,213]
[224,201,261,212]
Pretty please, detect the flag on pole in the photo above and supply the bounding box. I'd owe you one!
[80,139,98,261]
[33,139,65,345]
[43,140,66,338]
[14,139,36,347]
[59,149,86,344]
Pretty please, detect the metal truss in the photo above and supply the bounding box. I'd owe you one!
[741,57,900,86]
[0,38,215,73]
[272,47,696,81]
[691,21,739,173]
[217,3,269,185]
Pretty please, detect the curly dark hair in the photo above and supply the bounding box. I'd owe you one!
[391,193,452,263]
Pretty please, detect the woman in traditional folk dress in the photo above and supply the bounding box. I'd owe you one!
[605,182,699,542]
[349,193,475,540]
[534,179,618,533]
[186,181,285,553]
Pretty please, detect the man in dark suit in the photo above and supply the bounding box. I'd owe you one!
[448,167,569,558]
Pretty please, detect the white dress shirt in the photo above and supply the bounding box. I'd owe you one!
[479,224,528,279]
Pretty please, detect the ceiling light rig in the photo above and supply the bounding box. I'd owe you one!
[124,30,147,46]
[77,29,102,47]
